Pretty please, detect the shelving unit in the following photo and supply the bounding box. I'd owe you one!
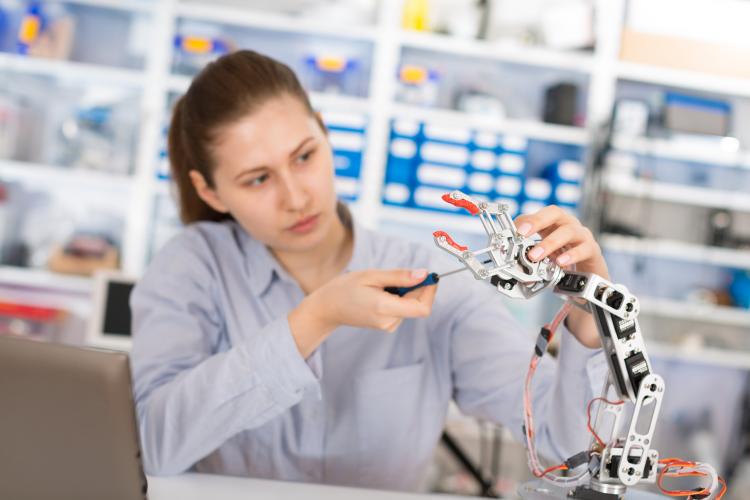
[617,60,750,99]
[0,51,146,86]
[399,31,595,73]
[602,173,750,212]
[175,1,379,42]
[0,159,134,191]
[601,234,750,270]
[610,134,750,169]
[641,297,750,329]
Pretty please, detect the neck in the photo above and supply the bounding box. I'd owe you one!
[272,213,353,294]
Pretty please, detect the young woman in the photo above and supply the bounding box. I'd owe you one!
[131,50,609,491]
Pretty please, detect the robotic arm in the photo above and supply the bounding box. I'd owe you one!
[432,191,722,500]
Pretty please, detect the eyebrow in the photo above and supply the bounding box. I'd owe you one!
[233,136,316,182]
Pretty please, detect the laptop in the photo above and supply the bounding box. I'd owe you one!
[0,336,148,500]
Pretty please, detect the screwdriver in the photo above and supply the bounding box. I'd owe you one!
[385,261,490,297]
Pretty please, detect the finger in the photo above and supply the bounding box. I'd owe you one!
[381,318,403,333]
[376,293,432,319]
[527,224,587,262]
[411,280,438,309]
[514,205,570,237]
[555,240,600,267]
[365,268,429,288]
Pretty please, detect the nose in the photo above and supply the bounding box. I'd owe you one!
[278,168,309,212]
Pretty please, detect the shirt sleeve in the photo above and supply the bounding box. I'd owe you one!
[130,230,320,476]
[441,275,608,463]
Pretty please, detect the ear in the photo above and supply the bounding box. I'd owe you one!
[188,170,229,214]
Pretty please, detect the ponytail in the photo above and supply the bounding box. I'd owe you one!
[168,96,231,224]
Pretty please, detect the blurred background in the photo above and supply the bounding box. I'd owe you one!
[1,0,750,498]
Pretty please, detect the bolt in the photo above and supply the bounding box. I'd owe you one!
[644,439,650,445]
[451,192,460,199]
[650,384,657,392]
[630,436,635,441]
[439,236,446,243]
[478,269,488,278]
[504,283,513,290]
[479,202,488,210]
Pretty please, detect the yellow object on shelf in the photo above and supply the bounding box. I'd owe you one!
[402,0,430,32]
[399,64,429,84]
[18,14,41,45]
[181,36,213,54]
[315,56,347,73]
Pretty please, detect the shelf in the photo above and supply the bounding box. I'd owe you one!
[601,234,750,270]
[64,0,155,13]
[617,61,750,98]
[603,173,750,212]
[378,205,487,235]
[0,52,146,87]
[649,341,750,371]
[0,266,92,295]
[391,104,589,145]
[611,135,750,169]
[175,2,377,42]
[400,31,594,74]
[166,74,371,113]
[0,160,133,192]
[639,297,750,328]
[617,60,750,99]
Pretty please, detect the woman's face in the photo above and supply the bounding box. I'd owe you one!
[192,94,338,253]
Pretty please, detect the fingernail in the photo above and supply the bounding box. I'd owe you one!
[517,223,531,236]
[528,247,544,261]
[411,269,427,279]
[557,254,570,265]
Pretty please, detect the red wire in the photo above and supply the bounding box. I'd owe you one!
[656,458,727,498]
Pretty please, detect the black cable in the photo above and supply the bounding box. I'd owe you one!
[441,431,499,497]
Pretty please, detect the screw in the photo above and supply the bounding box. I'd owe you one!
[478,269,488,278]
[479,202,488,210]
[504,283,513,290]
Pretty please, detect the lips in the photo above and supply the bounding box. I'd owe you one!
[288,214,319,233]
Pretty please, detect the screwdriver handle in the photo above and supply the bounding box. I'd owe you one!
[385,272,440,297]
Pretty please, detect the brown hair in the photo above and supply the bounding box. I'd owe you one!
[168,50,316,224]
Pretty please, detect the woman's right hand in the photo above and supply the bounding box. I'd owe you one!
[288,269,438,358]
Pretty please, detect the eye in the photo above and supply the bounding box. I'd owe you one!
[245,173,269,187]
[296,148,315,164]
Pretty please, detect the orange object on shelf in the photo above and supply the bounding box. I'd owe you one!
[47,245,119,277]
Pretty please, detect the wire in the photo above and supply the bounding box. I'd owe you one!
[657,458,726,499]
[522,300,589,487]
[586,397,624,449]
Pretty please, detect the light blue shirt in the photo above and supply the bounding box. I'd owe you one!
[130,216,607,491]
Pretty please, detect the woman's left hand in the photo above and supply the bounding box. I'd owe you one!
[514,205,608,348]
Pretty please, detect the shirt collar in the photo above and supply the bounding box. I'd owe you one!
[236,211,373,298]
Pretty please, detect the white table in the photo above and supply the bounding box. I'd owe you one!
[147,473,475,500]
[147,474,662,500]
